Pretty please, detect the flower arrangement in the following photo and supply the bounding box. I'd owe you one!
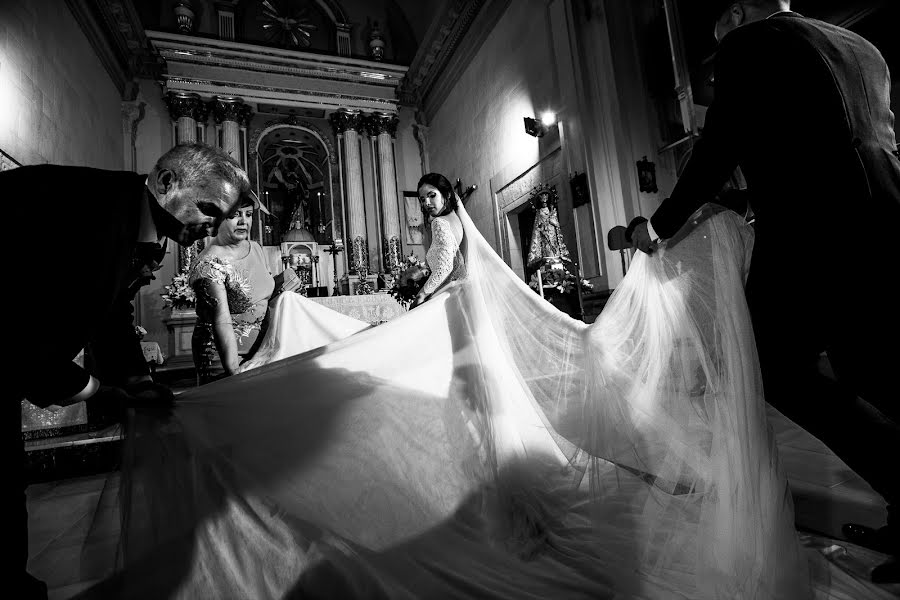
[161,272,196,309]
[134,325,147,340]
[388,253,431,308]
[528,258,594,295]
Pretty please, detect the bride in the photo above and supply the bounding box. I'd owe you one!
[245,172,470,371]
[83,174,832,599]
[410,173,467,308]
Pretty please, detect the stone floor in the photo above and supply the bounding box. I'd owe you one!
[25,405,900,599]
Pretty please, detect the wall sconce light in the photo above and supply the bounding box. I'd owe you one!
[524,111,557,137]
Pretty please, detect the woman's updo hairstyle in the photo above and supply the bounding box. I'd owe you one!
[417,172,459,217]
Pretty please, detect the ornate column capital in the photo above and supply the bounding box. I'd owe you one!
[363,112,399,138]
[239,104,253,128]
[329,108,363,136]
[164,91,205,122]
[210,96,249,125]
[195,100,211,124]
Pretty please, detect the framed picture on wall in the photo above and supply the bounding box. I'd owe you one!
[1,148,22,171]
[403,192,425,245]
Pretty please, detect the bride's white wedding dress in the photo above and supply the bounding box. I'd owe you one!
[239,293,370,372]
[81,203,852,599]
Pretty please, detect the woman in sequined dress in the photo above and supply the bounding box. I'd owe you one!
[189,195,277,381]
[190,195,369,382]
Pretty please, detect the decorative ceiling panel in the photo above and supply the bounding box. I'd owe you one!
[148,30,407,112]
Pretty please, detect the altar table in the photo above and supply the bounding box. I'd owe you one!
[309,293,406,326]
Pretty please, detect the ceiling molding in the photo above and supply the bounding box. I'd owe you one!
[66,0,162,98]
[420,0,511,123]
[398,0,498,114]
[65,0,130,95]
[149,31,408,113]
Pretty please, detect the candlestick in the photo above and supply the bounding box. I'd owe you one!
[325,244,343,296]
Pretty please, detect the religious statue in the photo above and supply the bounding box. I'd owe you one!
[274,166,310,231]
[525,184,590,318]
[526,186,570,269]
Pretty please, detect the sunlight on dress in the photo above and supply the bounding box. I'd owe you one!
[75,203,883,600]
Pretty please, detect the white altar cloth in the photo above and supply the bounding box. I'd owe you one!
[308,293,405,325]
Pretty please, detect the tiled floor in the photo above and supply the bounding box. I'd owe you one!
[26,407,899,599]
[27,473,119,599]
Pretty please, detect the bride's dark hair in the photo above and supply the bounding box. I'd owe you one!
[417,172,459,217]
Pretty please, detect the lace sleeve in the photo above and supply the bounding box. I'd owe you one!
[190,259,226,319]
[422,217,459,295]
[190,258,229,286]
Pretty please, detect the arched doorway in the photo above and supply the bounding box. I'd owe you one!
[252,123,338,248]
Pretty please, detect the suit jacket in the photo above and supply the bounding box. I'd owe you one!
[87,242,166,387]
[7,165,151,407]
[651,13,900,265]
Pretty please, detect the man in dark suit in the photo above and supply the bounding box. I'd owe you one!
[630,0,900,583]
[6,143,250,598]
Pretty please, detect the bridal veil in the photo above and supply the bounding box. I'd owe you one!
[82,203,811,599]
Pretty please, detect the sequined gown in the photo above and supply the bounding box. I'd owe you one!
[189,241,275,381]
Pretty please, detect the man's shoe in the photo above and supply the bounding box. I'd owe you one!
[842,523,898,554]
[871,558,899,584]
[23,572,48,600]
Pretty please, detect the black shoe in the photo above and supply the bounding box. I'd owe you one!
[842,523,899,554]
[23,572,48,600]
[871,558,900,584]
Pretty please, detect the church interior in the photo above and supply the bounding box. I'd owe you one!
[3,0,898,597]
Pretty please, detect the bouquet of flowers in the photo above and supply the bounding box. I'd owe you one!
[161,272,196,309]
[388,253,430,308]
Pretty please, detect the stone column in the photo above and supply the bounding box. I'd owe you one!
[211,96,251,165]
[121,100,146,172]
[330,108,371,293]
[163,91,210,269]
[164,91,206,144]
[367,113,402,274]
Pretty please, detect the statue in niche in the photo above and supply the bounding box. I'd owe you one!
[261,136,329,241]
[526,186,570,268]
[276,167,311,231]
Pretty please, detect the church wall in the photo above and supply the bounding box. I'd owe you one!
[426,0,557,250]
[567,0,680,283]
[394,106,426,261]
[0,0,123,169]
[425,0,688,289]
[602,0,673,222]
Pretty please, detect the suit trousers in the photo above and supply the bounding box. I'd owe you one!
[10,397,48,598]
[746,244,899,528]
